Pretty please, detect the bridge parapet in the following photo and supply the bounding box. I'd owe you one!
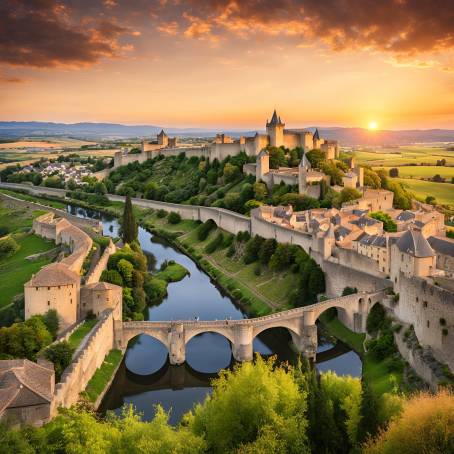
[118,290,385,365]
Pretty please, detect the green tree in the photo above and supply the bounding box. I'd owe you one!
[306,149,326,168]
[258,238,277,265]
[187,356,309,453]
[168,212,181,224]
[253,182,268,201]
[369,211,397,232]
[223,162,240,183]
[122,195,138,244]
[243,235,265,264]
[101,269,124,287]
[268,147,287,169]
[44,341,74,381]
[117,259,134,286]
[43,309,59,340]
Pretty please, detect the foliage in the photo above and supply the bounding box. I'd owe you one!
[117,259,134,286]
[44,341,74,381]
[279,193,320,211]
[0,235,20,259]
[187,356,309,453]
[268,147,287,169]
[144,277,168,301]
[122,195,138,244]
[333,187,362,207]
[42,309,59,340]
[369,211,397,232]
[197,219,216,241]
[389,168,399,178]
[0,316,52,360]
[101,269,124,287]
[243,235,265,264]
[253,182,268,200]
[306,149,326,168]
[364,390,454,454]
[223,162,240,183]
[342,287,358,296]
[258,238,277,265]
[363,168,382,188]
[167,211,182,224]
[205,232,224,254]
[156,262,189,283]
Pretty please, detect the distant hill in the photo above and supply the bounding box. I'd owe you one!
[0,121,453,146]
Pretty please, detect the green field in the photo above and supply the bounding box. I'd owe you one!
[375,165,454,180]
[0,233,55,308]
[350,146,454,167]
[0,202,56,308]
[391,178,454,206]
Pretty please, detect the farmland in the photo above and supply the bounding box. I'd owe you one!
[392,178,454,206]
[375,166,454,180]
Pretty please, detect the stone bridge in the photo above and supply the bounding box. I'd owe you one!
[116,291,385,364]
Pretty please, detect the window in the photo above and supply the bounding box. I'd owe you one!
[47,301,50,306]
[416,297,419,302]
[423,301,428,308]
[427,320,430,328]
[36,287,38,291]
[48,287,50,290]
[70,299,72,304]
[58,286,61,290]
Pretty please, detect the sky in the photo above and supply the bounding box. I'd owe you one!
[0,0,453,130]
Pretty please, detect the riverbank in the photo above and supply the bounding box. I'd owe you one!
[0,188,413,399]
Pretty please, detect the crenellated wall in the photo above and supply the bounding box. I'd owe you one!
[85,239,116,285]
[52,309,115,413]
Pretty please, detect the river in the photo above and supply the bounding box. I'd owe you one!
[67,205,362,424]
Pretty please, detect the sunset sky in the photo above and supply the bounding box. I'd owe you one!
[1,0,453,129]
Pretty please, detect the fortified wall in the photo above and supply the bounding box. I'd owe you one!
[52,309,116,412]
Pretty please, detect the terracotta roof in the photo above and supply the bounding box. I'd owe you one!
[396,229,435,257]
[26,262,79,287]
[0,360,54,412]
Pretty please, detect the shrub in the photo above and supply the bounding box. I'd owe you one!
[101,269,124,287]
[44,341,74,381]
[198,219,216,241]
[254,264,262,276]
[226,243,235,257]
[157,209,167,218]
[117,259,134,286]
[205,232,224,254]
[43,310,59,340]
[342,286,358,296]
[0,236,19,259]
[167,211,181,224]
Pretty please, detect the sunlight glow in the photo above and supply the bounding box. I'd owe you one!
[368,121,378,130]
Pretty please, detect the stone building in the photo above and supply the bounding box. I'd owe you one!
[0,359,54,426]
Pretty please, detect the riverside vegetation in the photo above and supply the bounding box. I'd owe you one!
[1,356,453,454]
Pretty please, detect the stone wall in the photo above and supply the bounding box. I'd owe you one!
[85,239,116,285]
[52,309,115,413]
[393,274,454,369]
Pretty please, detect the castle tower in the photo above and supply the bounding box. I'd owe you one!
[266,110,285,148]
[313,128,323,149]
[157,129,169,147]
[298,153,311,194]
[256,149,270,181]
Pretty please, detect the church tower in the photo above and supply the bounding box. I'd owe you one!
[157,129,169,147]
[266,110,285,148]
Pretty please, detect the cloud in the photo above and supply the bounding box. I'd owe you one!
[0,1,130,68]
[157,21,180,36]
[0,73,25,84]
[174,0,454,56]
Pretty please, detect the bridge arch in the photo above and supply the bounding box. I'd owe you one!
[121,327,170,350]
[252,322,300,342]
[184,327,235,345]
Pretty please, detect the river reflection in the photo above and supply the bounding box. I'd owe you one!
[67,204,362,424]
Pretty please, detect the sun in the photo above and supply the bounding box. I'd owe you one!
[368,121,378,130]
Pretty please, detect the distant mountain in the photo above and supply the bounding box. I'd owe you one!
[0,121,453,146]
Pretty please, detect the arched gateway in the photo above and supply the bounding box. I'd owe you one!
[118,291,384,365]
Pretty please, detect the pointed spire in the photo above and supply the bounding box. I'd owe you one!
[313,128,320,141]
[267,109,284,127]
[158,129,167,137]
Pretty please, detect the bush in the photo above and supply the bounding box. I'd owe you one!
[156,209,167,218]
[197,219,216,241]
[205,232,224,254]
[101,269,124,287]
[0,236,19,259]
[44,341,74,381]
[43,310,59,340]
[167,211,181,224]
[364,390,454,454]
[254,264,262,276]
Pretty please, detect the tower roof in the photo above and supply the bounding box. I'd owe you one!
[300,153,312,169]
[313,128,320,141]
[267,110,284,127]
[396,229,435,258]
[157,129,167,137]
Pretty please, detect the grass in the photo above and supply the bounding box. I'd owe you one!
[82,349,123,402]
[375,166,454,180]
[0,188,66,209]
[68,318,98,350]
[350,146,454,167]
[0,233,55,308]
[391,178,454,206]
[320,314,403,397]
[156,262,189,282]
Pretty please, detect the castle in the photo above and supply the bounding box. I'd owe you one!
[25,212,122,333]
[114,110,340,168]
